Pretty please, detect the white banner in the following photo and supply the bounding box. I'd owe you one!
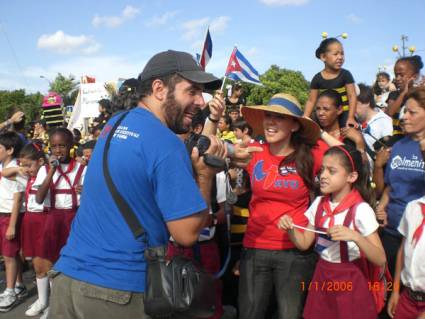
[80,83,109,118]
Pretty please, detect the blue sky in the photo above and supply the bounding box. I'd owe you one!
[1,0,424,94]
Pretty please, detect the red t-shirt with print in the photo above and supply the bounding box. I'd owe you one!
[243,139,328,250]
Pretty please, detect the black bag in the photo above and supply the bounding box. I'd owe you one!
[102,111,216,318]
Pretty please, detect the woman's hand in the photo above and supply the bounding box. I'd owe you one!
[387,291,400,318]
[328,225,360,242]
[278,215,294,231]
[375,148,392,168]
[375,205,388,226]
[345,117,358,129]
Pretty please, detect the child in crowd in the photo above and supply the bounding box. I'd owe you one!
[227,106,241,124]
[80,140,96,166]
[35,128,86,265]
[217,115,237,143]
[373,72,395,111]
[304,37,357,128]
[279,144,386,319]
[0,132,27,312]
[232,118,253,145]
[387,55,424,135]
[18,142,51,317]
[387,196,425,319]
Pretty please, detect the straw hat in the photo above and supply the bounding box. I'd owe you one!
[241,93,321,143]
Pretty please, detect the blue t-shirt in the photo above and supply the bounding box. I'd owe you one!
[384,136,425,235]
[55,108,207,292]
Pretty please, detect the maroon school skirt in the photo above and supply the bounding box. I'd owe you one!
[41,208,76,263]
[303,258,376,319]
[21,211,48,258]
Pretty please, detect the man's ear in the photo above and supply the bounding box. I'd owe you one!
[151,79,168,101]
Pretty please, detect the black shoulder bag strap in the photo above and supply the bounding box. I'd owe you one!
[102,111,145,239]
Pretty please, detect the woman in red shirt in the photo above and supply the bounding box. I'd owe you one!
[239,93,328,319]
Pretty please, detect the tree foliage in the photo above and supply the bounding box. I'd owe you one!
[0,90,43,123]
[236,65,310,108]
[49,73,79,106]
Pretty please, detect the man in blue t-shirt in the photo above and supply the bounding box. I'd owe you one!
[49,50,224,318]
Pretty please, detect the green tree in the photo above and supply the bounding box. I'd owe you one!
[237,65,310,108]
[49,73,79,105]
[0,89,43,123]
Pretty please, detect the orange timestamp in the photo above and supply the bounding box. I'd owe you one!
[300,281,398,292]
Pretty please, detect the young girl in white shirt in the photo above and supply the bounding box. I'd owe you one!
[387,196,425,319]
[278,144,386,319]
[35,128,85,263]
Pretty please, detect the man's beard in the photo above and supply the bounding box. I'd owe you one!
[162,92,193,134]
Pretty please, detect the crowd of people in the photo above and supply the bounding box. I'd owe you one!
[0,38,424,319]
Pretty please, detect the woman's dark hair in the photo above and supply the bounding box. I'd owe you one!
[19,141,46,161]
[49,127,74,147]
[315,37,341,59]
[406,86,425,110]
[232,118,253,136]
[373,72,391,95]
[396,55,424,74]
[324,144,374,206]
[232,83,242,92]
[318,89,342,109]
[0,131,24,158]
[280,131,316,192]
[98,99,112,115]
[357,83,376,109]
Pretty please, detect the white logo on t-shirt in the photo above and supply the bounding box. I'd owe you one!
[390,155,425,172]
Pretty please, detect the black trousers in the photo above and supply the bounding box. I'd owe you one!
[238,248,317,319]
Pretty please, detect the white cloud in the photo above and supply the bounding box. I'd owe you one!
[346,13,362,24]
[37,30,101,54]
[92,5,140,28]
[246,47,259,57]
[181,16,230,43]
[146,10,179,27]
[210,16,230,33]
[259,0,309,6]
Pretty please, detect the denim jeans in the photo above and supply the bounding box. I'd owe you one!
[238,248,317,319]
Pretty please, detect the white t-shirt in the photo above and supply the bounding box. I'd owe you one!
[305,196,379,263]
[0,159,27,213]
[363,111,393,151]
[398,197,425,292]
[170,172,227,243]
[33,161,86,209]
[26,166,51,213]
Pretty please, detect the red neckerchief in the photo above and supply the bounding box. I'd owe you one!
[25,176,36,211]
[54,158,76,188]
[320,189,364,228]
[412,203,425,247]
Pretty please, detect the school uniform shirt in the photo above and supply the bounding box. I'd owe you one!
[26,167,51,212]
[310,68,355,113]
[362,111,393,151]
[33,161,86,209]
[384,136,425,235]
[244,140,328,250]
[0,159,27,213]
[397,197,425,292]
[305,196,379,263]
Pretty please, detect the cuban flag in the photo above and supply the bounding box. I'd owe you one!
[225,48,262,85]
[199,28,212,70]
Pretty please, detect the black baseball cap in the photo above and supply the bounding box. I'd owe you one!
[138,50,222,91]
